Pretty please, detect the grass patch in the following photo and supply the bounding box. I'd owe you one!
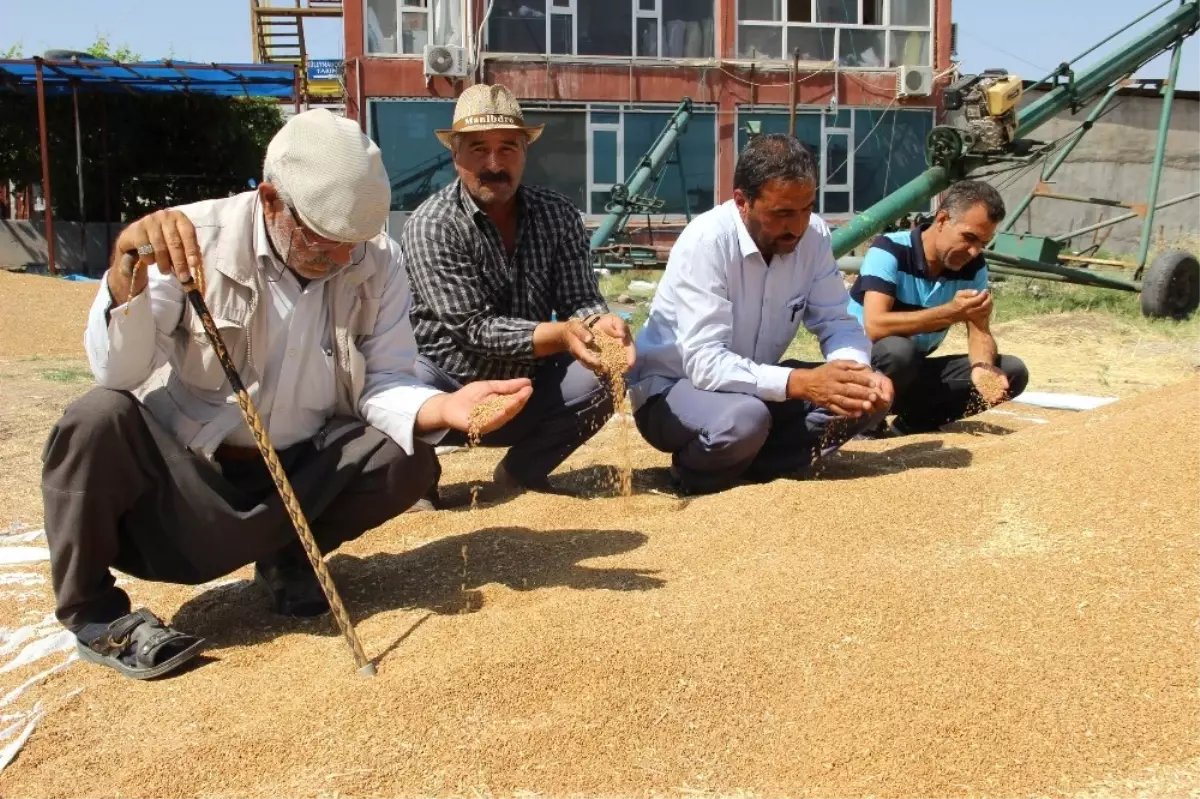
[39,366,94,384]
[626,306,650,335]
[599,268,659,337]
[990,278,1144,323]
[598,268,661,301]
[990,277,1200,338]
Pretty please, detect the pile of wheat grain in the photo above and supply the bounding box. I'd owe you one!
[466,396,512,447]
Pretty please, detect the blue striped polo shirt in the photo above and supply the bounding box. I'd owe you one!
[846,224,989,354]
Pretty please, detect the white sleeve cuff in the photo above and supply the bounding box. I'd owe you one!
[361,385,448,455]
[86,278,156,388]
[755,364,794,403]
[825,346,872,367]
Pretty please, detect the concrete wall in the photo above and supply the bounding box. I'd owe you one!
[991,88,1200,257]
[0,221,117,277]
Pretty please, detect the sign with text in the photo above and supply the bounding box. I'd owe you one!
[306,59,342,82]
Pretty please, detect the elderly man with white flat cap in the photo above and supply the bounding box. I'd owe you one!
[39,109,532,680]
[401,83,635,500]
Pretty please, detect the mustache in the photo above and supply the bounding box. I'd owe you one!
[478,171,511,183]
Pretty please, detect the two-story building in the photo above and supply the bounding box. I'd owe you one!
[340,0,952,233]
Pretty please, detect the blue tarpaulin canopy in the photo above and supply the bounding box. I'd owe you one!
[0,58,297,98]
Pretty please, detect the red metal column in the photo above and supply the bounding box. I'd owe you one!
[935,0,953,73]
[716,89,737,203]
[35,59,57,276]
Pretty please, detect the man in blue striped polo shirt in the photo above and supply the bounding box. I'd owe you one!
[847,180,1029,434]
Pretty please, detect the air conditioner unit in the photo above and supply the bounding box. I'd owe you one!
[424,44,468,78]
[897,65,933,98]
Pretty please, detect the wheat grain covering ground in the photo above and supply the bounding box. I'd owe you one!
[0,269,1198,798]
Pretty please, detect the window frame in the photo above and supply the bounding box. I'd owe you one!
[735,0,933,67]
[364,0,467,56]
[484,0,715,60]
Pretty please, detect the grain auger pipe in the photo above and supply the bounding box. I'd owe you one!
[829,0,1200,319]
[589,97,695,252]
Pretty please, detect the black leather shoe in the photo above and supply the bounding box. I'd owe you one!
[254,543,330,618]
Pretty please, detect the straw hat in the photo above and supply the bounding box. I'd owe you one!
[435,84,545,149]
[263,108,390,244]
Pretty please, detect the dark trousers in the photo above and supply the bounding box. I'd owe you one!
[40,388,438,631]
[633,361,887,495]
[414,353,614,485]
[871,336,1030,432]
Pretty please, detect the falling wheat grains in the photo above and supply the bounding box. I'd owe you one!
[808,416,850,478]
[466,396,511,510]
[460,544,471,614]
[591,331,634,497]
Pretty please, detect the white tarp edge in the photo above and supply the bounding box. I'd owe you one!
[1010,391,1119,411]
[0,548,50,566]
[1,632,75,674]
[0,701,44,775]
[0,530,45,544]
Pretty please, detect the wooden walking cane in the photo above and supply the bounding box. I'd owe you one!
[126,254,376,676]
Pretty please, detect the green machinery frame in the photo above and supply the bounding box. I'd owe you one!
[829,0,1199,318]
[590,98,695,271]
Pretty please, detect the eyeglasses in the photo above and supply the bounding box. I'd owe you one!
[287,206,350,252]
[263,205,366,283]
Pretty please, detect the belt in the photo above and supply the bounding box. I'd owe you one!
[215,443,262,462]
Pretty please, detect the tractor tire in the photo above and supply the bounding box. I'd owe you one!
[1140,250,1200,320]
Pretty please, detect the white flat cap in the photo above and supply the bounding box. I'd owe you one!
[263,108,390,244]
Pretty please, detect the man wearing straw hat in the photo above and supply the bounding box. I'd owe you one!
[39,108,532,679]
[401,83,635,500]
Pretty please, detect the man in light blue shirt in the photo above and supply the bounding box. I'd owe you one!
[628,134,893,495]
[847,180,1029,434]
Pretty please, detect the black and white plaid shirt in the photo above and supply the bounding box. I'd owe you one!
[401,180,608,382]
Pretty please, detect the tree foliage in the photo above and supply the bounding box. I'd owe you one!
[0,35,284,223]
[85,35,142,62]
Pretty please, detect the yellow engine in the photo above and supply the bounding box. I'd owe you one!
[944,70,1024,153]
[984,76,1023,116]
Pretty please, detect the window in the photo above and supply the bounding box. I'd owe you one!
[622,109,717,216]
[736,0,930,66]
[851,107,932,209]
[523,111,589,208]
[841,27,885,67]
[889,29,929,67]
[367,0,463,54]
[370,100,457,211]
[736,111,821,154]
[488,0,713,58]
[735,106,933,215]
[815,0,855,24]
[890,0,928,26]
